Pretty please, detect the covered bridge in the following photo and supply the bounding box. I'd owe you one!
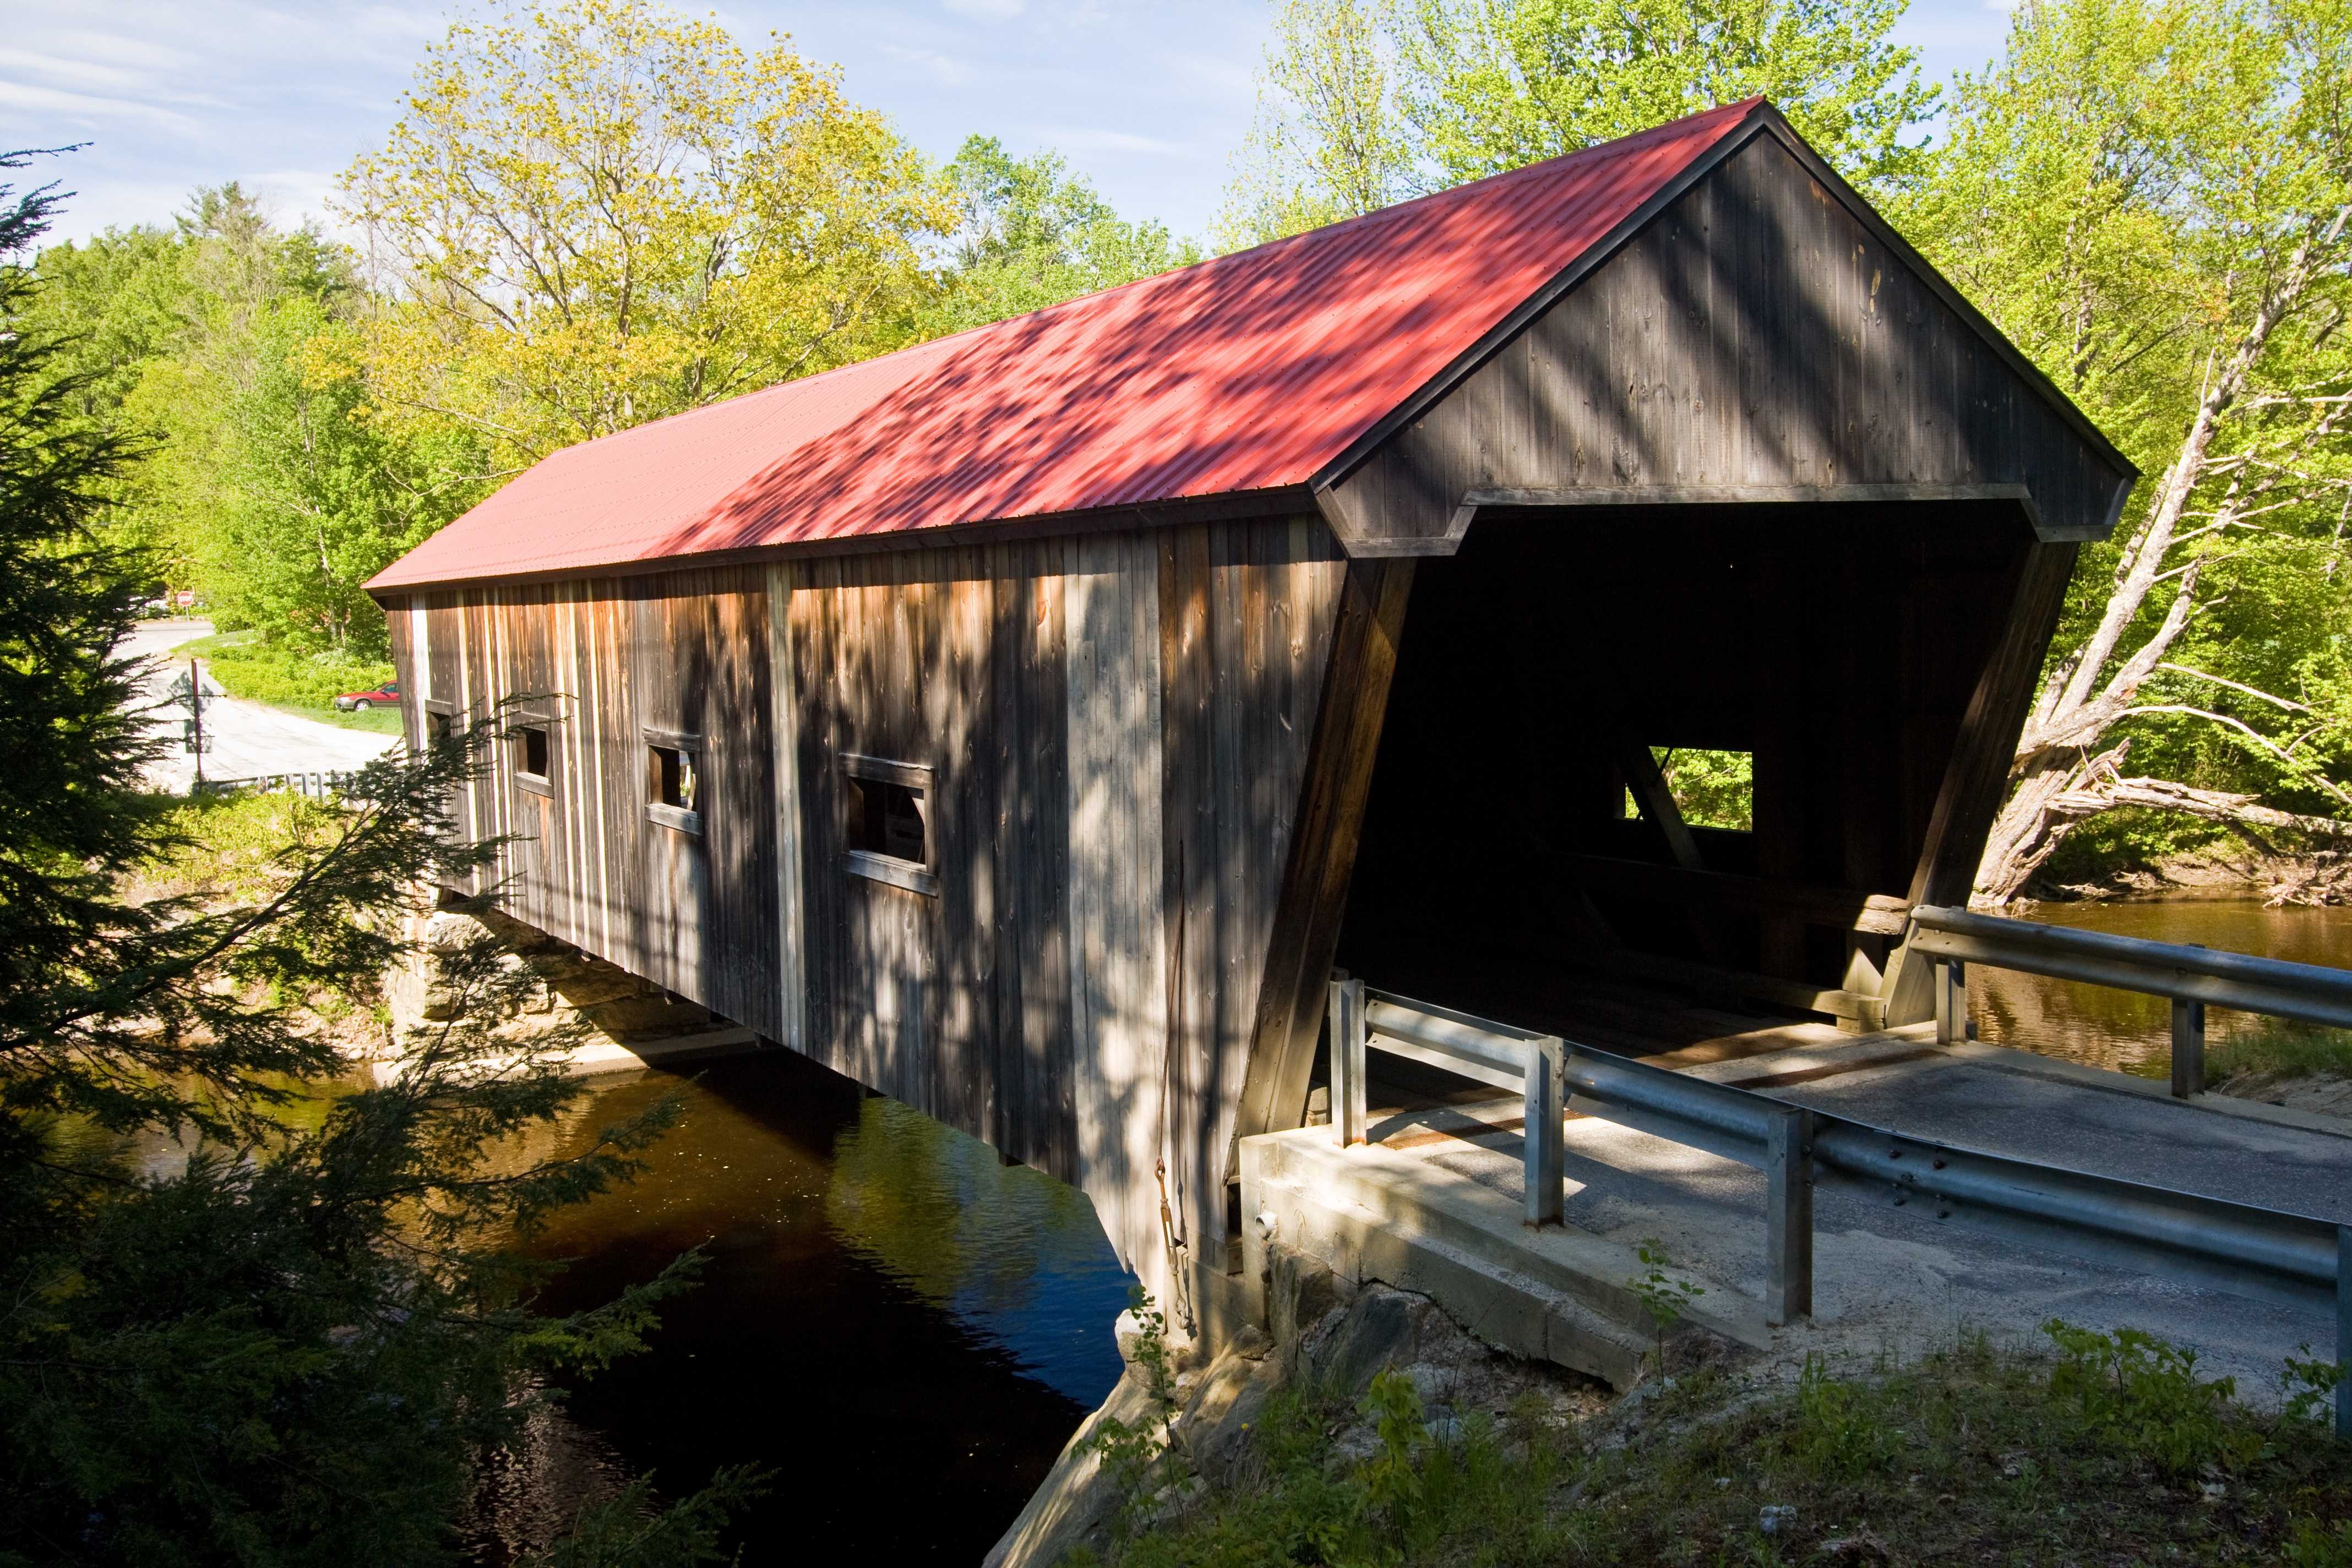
[366,99,2136,1324]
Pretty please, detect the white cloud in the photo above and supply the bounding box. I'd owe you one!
[0,80,206,136]
[879,41,977,85]
[0,46,169,95]
[944,0,1027,17]
[248,167,340,224]
[1043,126,1193,156]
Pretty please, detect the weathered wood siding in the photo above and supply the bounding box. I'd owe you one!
[386,518,1346,1284]
[1321,133,2133,548]
[396,570,785,1039]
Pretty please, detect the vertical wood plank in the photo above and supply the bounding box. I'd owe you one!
[766,562,808,1051]
[1065,529,1168,1286]
[1882,540,2079,1023]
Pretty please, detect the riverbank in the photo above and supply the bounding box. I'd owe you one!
[1000,1245,2352,1567]
[2028,840,2352,907]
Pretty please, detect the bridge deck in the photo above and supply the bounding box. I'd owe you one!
[1342,1026,2351,1395]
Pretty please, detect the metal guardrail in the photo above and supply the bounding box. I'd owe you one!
[193,770,362,800]
[1909,904,2352,1098]
[1330,978,2352,1435]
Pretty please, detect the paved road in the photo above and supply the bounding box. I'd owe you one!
[126,620,401,792]
[1380,1038,2352,1397]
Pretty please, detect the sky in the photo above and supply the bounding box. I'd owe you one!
[3,0,2024,249]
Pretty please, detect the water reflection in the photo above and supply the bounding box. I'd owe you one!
[827,1096,1131,1406]
[1973,897,2352,1077]
[481,1050,1130,1562]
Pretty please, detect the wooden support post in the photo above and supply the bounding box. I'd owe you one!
[1611,736,1725,963]
[1523,1036,1566,1228]
[1766,1105,1814,1327]
[1330,976,1367,1147]
[1883,542,2081,1026]
[1613,737,1706,872]
[2171,996,2207,1099]
[1229,559,1415,1168]
[1934,957,1967,1046]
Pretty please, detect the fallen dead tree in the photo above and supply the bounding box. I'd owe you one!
[1978,741,2352,906]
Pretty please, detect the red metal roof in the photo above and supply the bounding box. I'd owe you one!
[368,100,1761,591]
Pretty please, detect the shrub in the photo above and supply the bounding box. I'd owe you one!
[206,642,394,711]
[2043,1319,2263,1476]
[1787,1354,1901,1481]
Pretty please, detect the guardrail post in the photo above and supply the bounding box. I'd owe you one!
[1766,1105,1814,1326]
[2171,996,2207,1098]
[1330,976,1366,1147]
[2338,1226,2350,1439]
[1523,1035,1565,1227]
[1934,957,1966,1046]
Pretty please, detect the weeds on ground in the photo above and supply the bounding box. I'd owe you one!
[2043,1318,2260,1474]
[1083,1288,1187,1543]
[2208,1019,2352,1087]
[1629,1236,1706,1374]
[127,787,350,906]
[1104,1365,1585,1568]
[1102,1322,2352,1566]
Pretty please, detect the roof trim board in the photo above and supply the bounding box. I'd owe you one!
[366,484,1323,598]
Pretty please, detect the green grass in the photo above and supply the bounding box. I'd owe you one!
[166,628,262,659]
[1099,1324,2352,1567]
[167,631,404,734]
[127,787,352,906]
[307,704,405,734]
[2209,1020,2352,1088]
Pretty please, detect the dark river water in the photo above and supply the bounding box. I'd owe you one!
[466,1050,1133,1564]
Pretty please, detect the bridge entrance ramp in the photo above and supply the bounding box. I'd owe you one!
[1247,1022,2352,1398]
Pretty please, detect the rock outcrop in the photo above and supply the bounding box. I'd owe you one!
[983,1244,1605,1568]
[377,899,753,1077]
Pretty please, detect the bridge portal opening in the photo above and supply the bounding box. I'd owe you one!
[1331,503,2030,1060]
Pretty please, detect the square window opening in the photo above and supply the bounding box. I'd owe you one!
[649,744,699,814]
[847,777,927,866]
[515,724,550,780]
[1627,747,1752,832]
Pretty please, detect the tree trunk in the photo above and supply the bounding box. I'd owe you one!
[1975,736,2352,903]
[1974,206,2349,900]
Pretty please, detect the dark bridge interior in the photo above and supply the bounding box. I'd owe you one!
[1331,503,2031,1060]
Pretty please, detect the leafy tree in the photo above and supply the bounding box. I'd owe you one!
[30,187,467,651]
[921,137,1199,337]
[155,294,476,655]
[1218,0,1420,245]
[339,0,954,476]
[0,151,742,1565]
[1391,0,1937,191]
[1897,0,2352,898]
[1219,0,1936,246]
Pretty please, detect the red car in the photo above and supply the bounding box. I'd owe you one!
[333,679,399,712]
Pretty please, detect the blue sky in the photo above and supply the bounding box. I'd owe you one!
[4,0,2021,248]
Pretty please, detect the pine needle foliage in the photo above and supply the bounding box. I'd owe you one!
[0,151,742,1568]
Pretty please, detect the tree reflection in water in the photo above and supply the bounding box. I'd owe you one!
[472,1049,1131,1563]
[1973,897,2352,1076]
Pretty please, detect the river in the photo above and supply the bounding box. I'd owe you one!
[465,1051,1134,1564]
[1969,895,2352,1077]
